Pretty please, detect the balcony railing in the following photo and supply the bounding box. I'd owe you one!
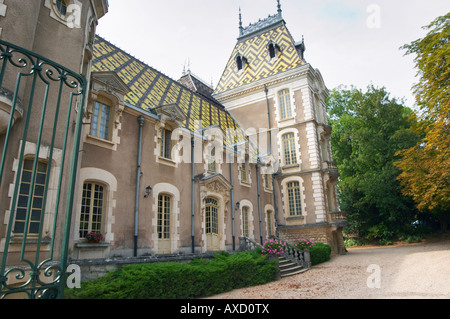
[328,211,348,227]
[322,161,339,175]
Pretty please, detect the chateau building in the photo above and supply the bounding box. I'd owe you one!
[0,0,345,298]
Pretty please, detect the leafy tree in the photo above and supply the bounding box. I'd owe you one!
[328,85,420,238]
[394,13,450,230]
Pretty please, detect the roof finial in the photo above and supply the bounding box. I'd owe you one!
[239,7,244,36]
[277,0,282,17]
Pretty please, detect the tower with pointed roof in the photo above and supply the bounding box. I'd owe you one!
[214,1,346,255]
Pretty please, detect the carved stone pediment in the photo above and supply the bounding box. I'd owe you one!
[199,173,232,204]
[91,71,131,96]
[154,103,187,126]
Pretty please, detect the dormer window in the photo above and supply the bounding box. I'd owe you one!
[267,41,280,61]
[235,54,247,72]
[86,72,130,151]
[269,44,276,59]
[160,128,173,159]
[208,147,217,173]
[91,98,112,141]
[236,56,243,71]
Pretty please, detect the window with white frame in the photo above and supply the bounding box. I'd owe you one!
[79,182,105,239]
[287,181,302,216]
[90,97,112,141]
[278,89,293,120]
[160,128,172,159]
[240,162,249,183]
[282,133,297,166]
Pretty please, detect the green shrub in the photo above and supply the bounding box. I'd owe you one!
[67,251,278,299]
[344,237,368,247]
[366,223,394,242]
[309,242,331,266]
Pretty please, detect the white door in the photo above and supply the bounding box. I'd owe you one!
[158,194,171,254]
[205,198,220,251]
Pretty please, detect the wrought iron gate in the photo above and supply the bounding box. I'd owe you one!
[0,40,86,299]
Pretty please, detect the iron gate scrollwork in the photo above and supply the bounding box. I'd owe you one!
[0,40,86,299]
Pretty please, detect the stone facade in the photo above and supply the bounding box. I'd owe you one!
[0,1,346,285]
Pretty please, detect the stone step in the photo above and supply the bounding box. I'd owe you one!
[277,256,306,278]
[280,267,308,278]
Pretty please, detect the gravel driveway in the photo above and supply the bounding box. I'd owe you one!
[208,238,450,299]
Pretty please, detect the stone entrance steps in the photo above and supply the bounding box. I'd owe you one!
[278,256,308,278]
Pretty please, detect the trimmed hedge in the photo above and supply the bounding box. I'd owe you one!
[66,251,278,299]
[309,242,332,266]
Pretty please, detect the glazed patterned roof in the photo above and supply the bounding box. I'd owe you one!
[92,35,247,147]
[214,17,306,95]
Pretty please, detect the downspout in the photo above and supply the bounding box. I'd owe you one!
[264,85,273,153]
[134,115,145,257]
[256,161,263,245]
[191,136,195,254]
[230,152,235,251]
[272,173,280,238]
[264,85,279,236]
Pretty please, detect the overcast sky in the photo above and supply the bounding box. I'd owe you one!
[96,0,450,108]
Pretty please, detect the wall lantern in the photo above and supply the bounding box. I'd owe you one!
[144,186,152,198]
[235,202,240,210]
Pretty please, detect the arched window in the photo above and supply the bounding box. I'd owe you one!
[278,89,292,120]
[79,182,105,239]
[282,133,297,166]
[287,181,302,216]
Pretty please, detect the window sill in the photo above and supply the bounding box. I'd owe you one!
[286,216,304,221]
[157,156,178,168]
[76,242,111,249]
[86,134,117,151]
[9,237,52,245]
[239,180,251,188]
[279,116,295,122]
[282,164,300,170]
